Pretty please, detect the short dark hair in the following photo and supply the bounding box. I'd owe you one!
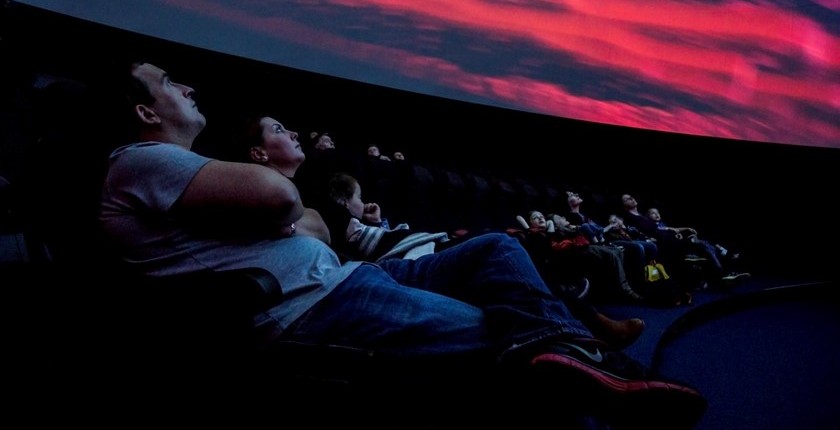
[124,62,156,106]
[328,172,358,204]
[309,131,324,144]
[110,61,156,142]
[231,113,268,163]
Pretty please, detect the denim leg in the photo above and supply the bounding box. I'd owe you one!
[378,233,591,350]
[640,240,658,261]
[611,240,645,285]
[586,221,606,237]
[578,224,599,242]
[693,239,723,277]
[588,244,638,299]
[281,264,495,357]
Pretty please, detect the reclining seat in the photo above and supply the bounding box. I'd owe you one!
[12,77,288,404]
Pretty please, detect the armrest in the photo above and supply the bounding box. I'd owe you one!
[220,267,283,314]
[110,267,284,365]
[122,267,282,314]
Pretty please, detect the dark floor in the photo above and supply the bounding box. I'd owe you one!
[597,271,840,430]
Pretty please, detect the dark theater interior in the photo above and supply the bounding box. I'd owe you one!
[2,1,839,428]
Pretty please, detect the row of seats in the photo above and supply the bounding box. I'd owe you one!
[352,161,578,234]
[0,76,602,427]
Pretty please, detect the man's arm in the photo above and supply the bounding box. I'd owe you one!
[294,208,331,244]
[177,160,304,236]
[677,227,698,235]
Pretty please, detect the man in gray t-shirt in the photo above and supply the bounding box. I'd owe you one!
[101,141,360,332]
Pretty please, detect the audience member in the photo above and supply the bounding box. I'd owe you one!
[621,194,687,268]
[294,130,363,208]
[360,142,396,204]
[647,207,749,286]
[98,62,706,426]
[323,176,645,350]
[514,211,644,302]
[603,213,658,287]
[311,131,336,150]
[366,143,391,161]
[565,191,606,243]
[324,172,448,262]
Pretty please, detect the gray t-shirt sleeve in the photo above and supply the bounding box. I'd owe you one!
[105,142,211,214]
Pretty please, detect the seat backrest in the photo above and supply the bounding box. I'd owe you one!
[20,77,113,266]
[0,176,30,264]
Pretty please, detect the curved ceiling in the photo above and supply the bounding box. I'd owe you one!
[18,0,840,149]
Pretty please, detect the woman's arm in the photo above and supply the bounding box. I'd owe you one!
[293,208,331,244]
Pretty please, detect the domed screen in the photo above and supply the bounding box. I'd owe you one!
[17,0,840,148]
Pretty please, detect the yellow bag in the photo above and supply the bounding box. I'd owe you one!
[644,260,670,282]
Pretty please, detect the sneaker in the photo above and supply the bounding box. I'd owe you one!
[576,277,590,299]
[721,272,751,284]
[555,277,590,299]
[530,339,707,427]
[675,291,693,306]
[683,254,707,263]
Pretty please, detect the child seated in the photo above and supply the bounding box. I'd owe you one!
[324,172,449,262]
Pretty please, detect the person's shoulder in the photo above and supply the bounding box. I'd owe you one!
[111,141,183,158]
[107,142,212,182]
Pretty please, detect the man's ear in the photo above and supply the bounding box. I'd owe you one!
[135,104,160,125]
[250,146,269,163]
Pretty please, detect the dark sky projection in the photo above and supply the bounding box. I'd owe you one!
[22,0,840,148]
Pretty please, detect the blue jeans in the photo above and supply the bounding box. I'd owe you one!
[610,239,658,286]
[578,222,605,242]
[281,233,591,359]
[689,238,724,277]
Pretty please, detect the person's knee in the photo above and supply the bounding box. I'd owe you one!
[477,232,522,253]
[476,232,512,245]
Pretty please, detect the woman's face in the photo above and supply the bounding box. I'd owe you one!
[256,117,304,175]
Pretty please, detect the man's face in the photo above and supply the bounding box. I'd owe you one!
[315,134,335,150]
[554,215,570,228]
[132,63,206,132]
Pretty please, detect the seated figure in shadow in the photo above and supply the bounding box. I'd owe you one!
[646,207,749,288]
[512,210,643,303]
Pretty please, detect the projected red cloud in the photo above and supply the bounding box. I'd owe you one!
[51,0,840,147]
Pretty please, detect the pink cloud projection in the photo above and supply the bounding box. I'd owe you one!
[159,0,839,148]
